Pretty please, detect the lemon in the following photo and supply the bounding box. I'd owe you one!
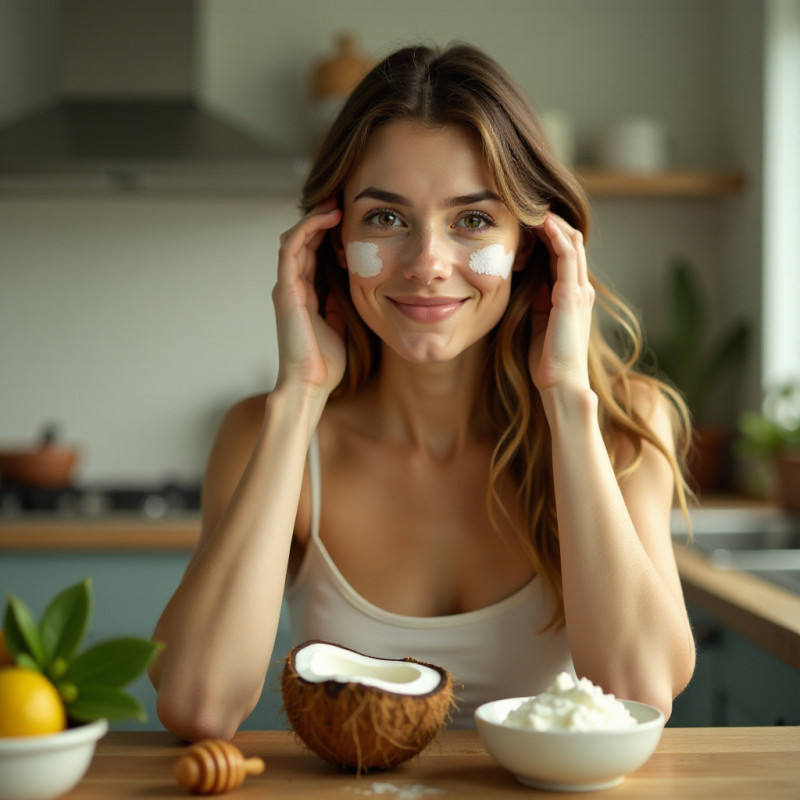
[0,667,67,737]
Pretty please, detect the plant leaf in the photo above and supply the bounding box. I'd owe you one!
[16,653,42,672]
[66,684,147,723]
[737,411,785,456]
[64,637,163,688]
[3,594,45,667]
[701,322,750,393]
[40,578,92,668]
[668,259,705,360]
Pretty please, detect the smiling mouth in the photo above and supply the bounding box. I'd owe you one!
[388,296,467,323]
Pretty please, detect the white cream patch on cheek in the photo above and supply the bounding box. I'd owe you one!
[468,244,515,279]
[346,241,383,278]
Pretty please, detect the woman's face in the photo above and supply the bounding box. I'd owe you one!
[337,120,529,364]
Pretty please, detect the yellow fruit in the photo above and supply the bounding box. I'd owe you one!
[0,667,67,737]
[0,631,14,667]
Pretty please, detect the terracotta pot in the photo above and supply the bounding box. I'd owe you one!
[688,425,730,495]
[774,451,800,511]
[0,445,79,488]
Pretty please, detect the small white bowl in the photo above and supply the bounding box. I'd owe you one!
[475,697,665,792]
[0,718,108,800]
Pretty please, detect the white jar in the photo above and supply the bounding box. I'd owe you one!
[598,117,671,173]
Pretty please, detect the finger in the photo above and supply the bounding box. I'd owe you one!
[277,208,342,284]
[279,197,341,247]
[546,213,589,286]
[541,215,579,287]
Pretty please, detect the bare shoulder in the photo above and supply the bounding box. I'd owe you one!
[208,394,268,470]
[200,394,267,536]
[612,377,678,472]
[631,378,675,442]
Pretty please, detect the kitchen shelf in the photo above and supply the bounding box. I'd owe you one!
[0,515,200,551]
[577,168,745,198]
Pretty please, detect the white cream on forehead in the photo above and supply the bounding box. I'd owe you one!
[346,241,383,278]
[468,244,515,279]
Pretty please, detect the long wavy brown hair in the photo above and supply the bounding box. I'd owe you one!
[301,43,692,629]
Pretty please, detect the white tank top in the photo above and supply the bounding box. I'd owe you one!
[285,432,575,728]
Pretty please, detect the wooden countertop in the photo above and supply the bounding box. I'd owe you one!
[65,728,800,798]
[0,514,200,550]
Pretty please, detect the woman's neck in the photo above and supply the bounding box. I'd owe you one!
[369,342,491,460]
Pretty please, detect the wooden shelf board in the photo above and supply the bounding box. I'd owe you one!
[0,515,200,551]
[577,169,745,198]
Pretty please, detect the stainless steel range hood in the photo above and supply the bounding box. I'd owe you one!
[0,0,306,193]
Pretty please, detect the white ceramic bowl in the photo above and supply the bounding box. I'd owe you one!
[475,697,665,792]
[0,718,108,800]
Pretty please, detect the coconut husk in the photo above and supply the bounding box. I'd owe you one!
[281,641,457,773]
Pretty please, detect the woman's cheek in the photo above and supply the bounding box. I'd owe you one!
[468,244,515,279]
[346,241,383,278]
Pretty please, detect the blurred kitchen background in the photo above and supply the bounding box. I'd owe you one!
[1,0,799,730]
[3,0,798,485]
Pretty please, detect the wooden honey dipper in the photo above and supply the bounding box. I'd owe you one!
[174,739,265,794]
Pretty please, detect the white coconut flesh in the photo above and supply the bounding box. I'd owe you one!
[294,641,443,695]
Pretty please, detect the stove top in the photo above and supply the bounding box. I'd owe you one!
[0,481,202,520]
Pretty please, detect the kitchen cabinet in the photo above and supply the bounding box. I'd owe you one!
[671,604,800,727]
[0,543,293,732]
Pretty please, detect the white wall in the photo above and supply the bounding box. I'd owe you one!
[200,0,730,167]
[0,0,765,482]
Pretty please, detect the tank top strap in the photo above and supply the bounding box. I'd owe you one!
[307,430,322,542]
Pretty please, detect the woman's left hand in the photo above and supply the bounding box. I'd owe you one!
[528,212,595,396]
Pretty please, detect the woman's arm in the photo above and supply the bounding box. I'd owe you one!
[530,214,695,718]
[543,383,695,718]
[148,201,344,741]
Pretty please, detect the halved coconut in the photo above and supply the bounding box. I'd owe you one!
[281,640,456,773]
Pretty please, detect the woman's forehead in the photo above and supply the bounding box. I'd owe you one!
[345,120,497,205]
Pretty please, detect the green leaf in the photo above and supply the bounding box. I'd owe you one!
[16,653,42,672]
[736,411,786,457]
[64,638,163,689]
[3,594,45,667]
[40,578,92,668]
[66,684,147,723]
[669,259,705,360]
[701,322,750,392]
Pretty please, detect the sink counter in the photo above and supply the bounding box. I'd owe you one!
[673,544,800,670]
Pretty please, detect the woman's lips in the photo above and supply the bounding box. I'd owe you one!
[388,296,467,323]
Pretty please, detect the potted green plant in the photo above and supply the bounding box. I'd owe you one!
[0,578,162,799]
[736,381,800,511]
[644,257,751,493]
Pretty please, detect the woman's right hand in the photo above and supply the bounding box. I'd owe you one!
[272,198,346,400]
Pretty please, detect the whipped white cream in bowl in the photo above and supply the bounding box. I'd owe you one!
[475,673,665,792]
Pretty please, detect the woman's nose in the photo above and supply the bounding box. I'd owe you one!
[403,231,453,284]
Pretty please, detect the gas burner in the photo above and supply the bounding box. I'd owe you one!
[0,481,201,519]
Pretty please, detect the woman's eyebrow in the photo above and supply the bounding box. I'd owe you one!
[447,189,503,207]
[352,187,502,207]
[353,187,409,205]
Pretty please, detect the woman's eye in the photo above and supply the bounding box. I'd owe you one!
[365,210,403,228]
[455,213,494,230]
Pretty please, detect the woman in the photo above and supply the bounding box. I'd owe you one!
[149,43,696,740]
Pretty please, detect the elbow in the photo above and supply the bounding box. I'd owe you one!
[641,685,673,723]
[156,691,240,743]
[154,674,258,743]
[626,652,696,724]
